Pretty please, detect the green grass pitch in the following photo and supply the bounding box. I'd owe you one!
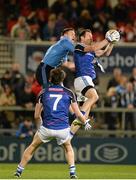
[0,163,136,179]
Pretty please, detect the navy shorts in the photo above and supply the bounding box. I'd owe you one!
[36,62,54,86]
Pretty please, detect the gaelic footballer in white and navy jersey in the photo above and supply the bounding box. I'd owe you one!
[74,43,96,79]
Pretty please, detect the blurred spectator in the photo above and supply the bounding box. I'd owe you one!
[20,0,32,17]
[50,0,66,15]
[31,78,42,96]
[94,0,105,12]
[25,72,35,87]
[0,84,16,128]
[19,84,36,108]
[115,75,128,129]
[65,0,79,27]
[0,111,12,129]
[120,82,136,131]
[1,0,135,42]
[30,24,42,41]
[26,11,37,25]
[116,75,128,107]
[78,0,95,17]
[10,16,30,40]
[107,20,117,31]
[0,84,16,106]
[10,63,25,104]
[107,68,122,90]
[1,70,12,88]
[0,83,16,129]
[129,67,136,92]
[5,0,20,20]
[24,72,41,97]
[10,63,25,86]
[0,111,12,136]
[30,0,48,10]
[37,9,49,39]
[104,87,119,131]
[125,82,136,107]
[119,21,135,42]
[43,13,57,41]
[78,9,93,29]
[27,51,44,72]
[16,117,34,138]
[113,0,129,23]
[133,20,136,42]
[103,0,114,20]
[125,23,135,42]
[93,30,104,41]
[0,85,2,95]
[54,12,69,39]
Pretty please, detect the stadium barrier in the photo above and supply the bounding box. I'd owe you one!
[0,136,136,164]
[0,106,136,135]
[0,38,14,76]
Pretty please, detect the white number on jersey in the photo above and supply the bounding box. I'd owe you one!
[50,94,62,111]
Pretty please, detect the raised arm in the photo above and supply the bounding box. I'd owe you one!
[105,43,114,56]
[69,89,91,130]
[34,102,43,128]
[95,43,114,57]
[71,102,86,124]
[84,39,109,52]
[71,102,91,130]
[84,29,120,53]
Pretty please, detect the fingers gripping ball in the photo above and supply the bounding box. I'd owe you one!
[105,30,120,43]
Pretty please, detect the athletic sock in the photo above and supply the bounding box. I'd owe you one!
[81,110,85,115]
[16,164,24,176]
[69,131,74,139]
[69,165,76,176]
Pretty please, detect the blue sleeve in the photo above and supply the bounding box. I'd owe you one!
[61,38,74,52]
[67,89,77,103]
[37,89,44,103]
[63,54,68,61]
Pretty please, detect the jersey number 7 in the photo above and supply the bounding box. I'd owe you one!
[50,94,62,111]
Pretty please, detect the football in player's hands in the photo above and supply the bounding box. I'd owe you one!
[105,29,120,43]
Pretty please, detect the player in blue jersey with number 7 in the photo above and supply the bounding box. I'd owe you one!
[36,27,117,87]
[14,68,91,179]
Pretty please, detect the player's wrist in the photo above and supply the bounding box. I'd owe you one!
[105,38,110,43]
[84,119,90,125]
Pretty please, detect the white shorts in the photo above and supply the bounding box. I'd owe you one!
[37,126,70,145]
[74,76,95,101]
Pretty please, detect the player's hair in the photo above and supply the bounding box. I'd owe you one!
[78,28,92,41]
[61,27,75,35]
[50,68,66,85]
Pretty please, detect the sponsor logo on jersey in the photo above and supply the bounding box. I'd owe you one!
[49,88,64,92]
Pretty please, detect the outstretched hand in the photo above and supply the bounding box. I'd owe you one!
[84,119,92,130]
[105,29,120,43]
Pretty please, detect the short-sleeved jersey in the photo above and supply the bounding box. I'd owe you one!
[37,85,76,130]
[74,43,96,79]
[42,37,75,67]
